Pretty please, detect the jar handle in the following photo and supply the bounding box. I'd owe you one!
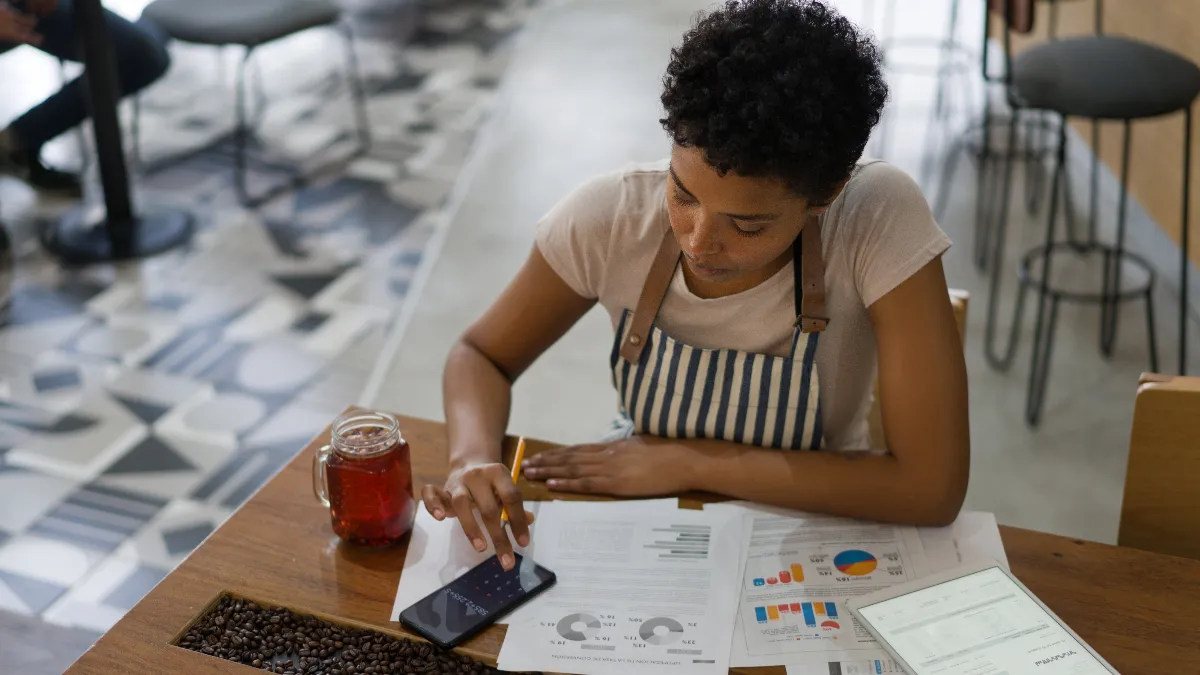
[313,444,332,508]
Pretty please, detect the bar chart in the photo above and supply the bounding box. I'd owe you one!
[748,561,805,589]
[752,601,839,629]
[644,524,711,561]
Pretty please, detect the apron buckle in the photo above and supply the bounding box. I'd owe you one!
[795,314,829,333]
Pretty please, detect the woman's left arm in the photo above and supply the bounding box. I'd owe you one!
[523,256,970,526]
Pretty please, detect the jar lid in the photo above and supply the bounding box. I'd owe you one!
[331,411,401,458]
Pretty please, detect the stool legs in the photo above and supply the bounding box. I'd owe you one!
[233,48,257,206]
[1100,120,1132,357]
[341,23,372,149]
[230,25,373,207]
[1182,106,1193,375]
[1024,120,1070,426]
[974,93,996,270]
[918,0,962,189]
[984,112,1161,426]
[983,108,1027,371]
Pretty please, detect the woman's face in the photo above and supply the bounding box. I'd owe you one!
[666,145,815,294]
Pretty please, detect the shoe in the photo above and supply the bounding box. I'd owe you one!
[0,129,83,198]
[25,159,83,196]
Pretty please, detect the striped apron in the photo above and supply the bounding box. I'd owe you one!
[606,215,828,450]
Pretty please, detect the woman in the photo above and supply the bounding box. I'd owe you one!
[424,0,969,570]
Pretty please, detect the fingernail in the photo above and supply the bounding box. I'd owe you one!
[433,509,444,519]
[472,538,486,552]
[501,553,514,569]
[547,480,558,489]
[517,534,530,547]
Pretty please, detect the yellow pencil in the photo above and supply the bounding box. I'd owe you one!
[500,437,526,524]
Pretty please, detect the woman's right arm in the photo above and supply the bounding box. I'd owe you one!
[424,245,596,568]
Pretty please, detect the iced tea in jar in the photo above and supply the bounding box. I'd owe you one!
[312,411,415,546]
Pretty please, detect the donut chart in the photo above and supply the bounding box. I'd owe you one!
[833,549,878,576]
[557,613,601,641]
[639,617,684,645]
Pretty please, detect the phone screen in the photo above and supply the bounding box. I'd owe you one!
[856,567,1114,674]
[398,552,556,648]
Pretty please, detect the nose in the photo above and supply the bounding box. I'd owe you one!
[684,215,720,258]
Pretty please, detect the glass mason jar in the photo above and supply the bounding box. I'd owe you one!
[312,411,415,546]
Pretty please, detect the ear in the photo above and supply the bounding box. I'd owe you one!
[808,179,851,215]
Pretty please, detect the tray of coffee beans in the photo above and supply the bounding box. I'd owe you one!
[175,593,528,674]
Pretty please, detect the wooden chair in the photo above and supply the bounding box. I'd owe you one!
[868,289,969,449]
[1118,373,1200,560]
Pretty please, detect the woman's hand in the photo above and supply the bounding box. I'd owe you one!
[0,4,41,45]
[521,437,694,496]
[422,462,533,571]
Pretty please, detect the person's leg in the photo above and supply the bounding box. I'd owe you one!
[1,0,171,192]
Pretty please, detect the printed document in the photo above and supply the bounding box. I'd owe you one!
[703,502,929,668]
[496,501,742,675]
[390,498,677,624]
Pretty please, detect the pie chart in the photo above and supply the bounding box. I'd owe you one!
[557,613,601,641]
[639,617,685,645]
[833,550,878,576]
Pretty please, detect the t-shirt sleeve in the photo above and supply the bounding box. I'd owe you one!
[844,162,952,308]
[534,171,625,300]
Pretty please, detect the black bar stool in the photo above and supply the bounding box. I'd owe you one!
[983,0,1200,425]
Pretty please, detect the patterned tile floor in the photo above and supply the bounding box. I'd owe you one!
[0,0,532,634]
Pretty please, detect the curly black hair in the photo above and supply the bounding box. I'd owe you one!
[661,0,888,205]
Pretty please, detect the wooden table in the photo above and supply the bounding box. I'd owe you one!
[65,415,1200,674]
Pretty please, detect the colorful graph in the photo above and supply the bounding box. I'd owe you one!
[754,602,838,626]
[752,563,804,587]
[833,549,878,576]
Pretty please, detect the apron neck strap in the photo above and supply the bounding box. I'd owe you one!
[620,227,681,363]
[619,214,827,365]
[795,214,828,333]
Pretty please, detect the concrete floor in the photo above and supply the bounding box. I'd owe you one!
[0,610,98,674]
[371,0,1200,545]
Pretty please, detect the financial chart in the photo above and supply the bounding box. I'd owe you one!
[734,515,928,662]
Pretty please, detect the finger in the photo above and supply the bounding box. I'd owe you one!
[11,26,42,45]
[495,480,531,548]
[524,445,604,467]
[546,477,607,494]
[525,458,606,481]
[471,488,515,571]
[449,489,486,552]
[523,449,607,476]
[421,485,453,520]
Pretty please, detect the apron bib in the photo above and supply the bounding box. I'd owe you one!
[606,216,828,450]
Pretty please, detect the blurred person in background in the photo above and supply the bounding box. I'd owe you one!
[0,0,170,196]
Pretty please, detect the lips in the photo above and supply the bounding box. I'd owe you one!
[684,255,728,276]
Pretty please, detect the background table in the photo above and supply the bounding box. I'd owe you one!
[65,415,1200,674]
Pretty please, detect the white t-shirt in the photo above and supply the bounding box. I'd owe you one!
[535,159,951,449]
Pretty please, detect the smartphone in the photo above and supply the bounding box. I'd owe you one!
[397,552,556,648]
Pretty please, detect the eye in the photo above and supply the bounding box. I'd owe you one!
[671,186,696,206]
[731,221,766,237]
